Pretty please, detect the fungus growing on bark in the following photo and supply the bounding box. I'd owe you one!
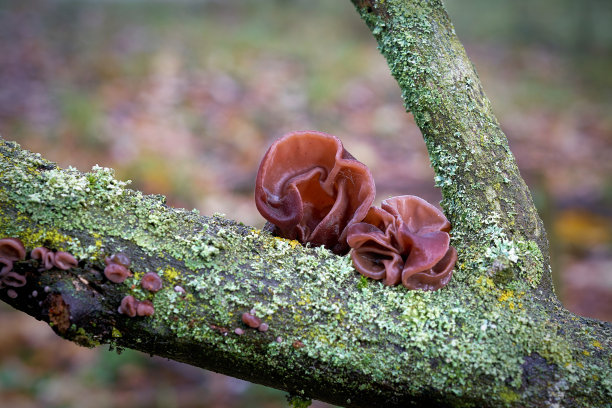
[106,252,130,268]
[255,131,376,255]
[118,295,138,317]
[104,253,132,283]
[0,258,12,275]
[347,195,457,291]
[0,238,27,290]
[0,238,26,261]
[241,312,262,329]
[1,271,27,288]
[136,299,155,317]
[31,247,55,271]
[53,251,78,270]
[140,272,162,292]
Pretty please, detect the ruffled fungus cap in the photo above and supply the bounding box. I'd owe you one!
[347,195,457,291]
[255,131,375,255]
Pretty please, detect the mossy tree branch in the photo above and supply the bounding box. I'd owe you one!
[0,1,610,407]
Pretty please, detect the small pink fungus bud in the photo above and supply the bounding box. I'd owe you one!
[174,285,185,294]
[258,323,269,332]
[118,295,138,317]
[136,299,155,317]
[140,272,162,292]
[234,328,244,336]
[104,263,131,283]
[7,289,17,299]
[241,312,261,329]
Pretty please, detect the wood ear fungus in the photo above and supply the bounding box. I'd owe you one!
[0,238,26,261]
[140,272,162,292]
[104,253,132,283]
[347,195,457,291]
[255,131,375,255]
[118,295,138,317]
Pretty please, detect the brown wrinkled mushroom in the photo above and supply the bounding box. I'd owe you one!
[104,263,131,283]
[118,295,138,317]
[255,131,376,255]
[31,247,55,271]
[0,238,26,261]
[53,251,78,270]
[347,195,457,291]
[136,299,155,317]
[140,272,162,292]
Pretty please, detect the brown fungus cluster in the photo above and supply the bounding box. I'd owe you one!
[255,131,375,255]
[241,311,269,332]
[347,196,457,291]
[255,132,457,291]
[0,238,27,291]
[118,295,155,317]
[31,247,78,271]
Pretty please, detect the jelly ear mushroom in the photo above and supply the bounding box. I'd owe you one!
[347,195,457,291]
[31,247,54,271]
[105,252,130,268]
[118,295,138,317]
[0,238,26,261]
[140,272,162,292]
[104,252,132,283]
[53,252,78,270]
[136,300,155,317]
[255,131,375,255]
[104,263,131,283]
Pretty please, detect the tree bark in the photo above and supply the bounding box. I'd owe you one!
[0,1,610,407]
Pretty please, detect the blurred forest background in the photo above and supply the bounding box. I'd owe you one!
[1,0,611,407]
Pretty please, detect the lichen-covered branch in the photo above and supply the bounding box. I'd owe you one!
[0,1,610,407]
[0,140,610,407]
[351,0,553,294]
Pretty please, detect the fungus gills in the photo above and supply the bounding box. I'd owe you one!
[255,131,375,255]
[140,272,162,292]
[347,195,457,291]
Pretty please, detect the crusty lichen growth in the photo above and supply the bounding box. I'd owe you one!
[1,139,610,407]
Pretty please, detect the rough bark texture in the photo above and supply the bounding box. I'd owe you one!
[0,1,610,407]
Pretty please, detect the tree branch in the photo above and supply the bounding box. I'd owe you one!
[0,1,610,407]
